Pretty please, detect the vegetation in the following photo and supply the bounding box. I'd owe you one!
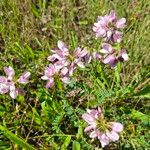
[0,0,149,149]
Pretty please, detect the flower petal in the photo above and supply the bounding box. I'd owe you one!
[106,131,119,142]
[4,66,15,80]
[116,18,126,29]
[45,78,54,88]
[111,122,124,133]
[61,67,68,76]
[84,125,93,133]
[18,72,31,84]
[99,134,110,148]
[9,85,18,99]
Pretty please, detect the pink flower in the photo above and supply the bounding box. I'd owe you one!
[3,66,15,80]
[103,54,118,68]
[0,76,10,94]
[82,107,123,148]
[0,66,31,99]
[118,49,129,62]
[92,52,102,60]
[93,10,126,43]
[41,64,70,88]
[48,40,69,62]
[82,107,103,132]
[18,72,31,84]
[100,43,129,68]
[100,43,113,54]
[43,41,90,88]
[41,64,58,88]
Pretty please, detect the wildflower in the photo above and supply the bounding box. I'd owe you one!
[48,41,89,72]
[0,66,31,99]
[93,10,126,43]
[100,43,128,67]
[41,64,70,88]
[82,107,123,148]
[92,52,102,60]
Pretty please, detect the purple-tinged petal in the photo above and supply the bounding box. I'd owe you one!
[103,55,118,68]
[61,67,68,76]
[57,40,66,50]
[98,107,102,114]
[92,52,102,60]
[82,113,96,125]
[93,23,106,37]
[106,131,119,141]
[69,64,76,76]
[48,54,63,61]
[113,31,122,43]
[0,83,9,94]
[98,134,110,148]
[18,72,31,84]
[84,125,93,133]
[61,76,70,84]
[47,54,57,62]
[105,30,113,41]
[109,10,116,22]
[75,60,85,68]
[41,75,49,80]
[0,76,7,83]
[4,66,15,80]
[103,55,115,64]
[100,43,113,54]
[119,49,129,61]
[89,130,98,138]
[111,122,124,133]
[46,78,54,88]
[84,54,92,64]
[57,40,69,55]
[80,49,88,58]
[9,85,18,99]
[116,18,126,29]
[74,47,82,56]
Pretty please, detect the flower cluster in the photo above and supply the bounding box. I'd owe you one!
[42,40,89,88]
[82,107,123,148]
[100,43,128,67]
[0,10,127,148]
[0,66,31,99]
[93,10,126,43]
[93,10,128,67]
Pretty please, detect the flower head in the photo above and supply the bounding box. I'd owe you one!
[82,107,123,148]
[0,66,31,99]
[42,41,89,88]
[93,10,126,43]
[100,43,128,68]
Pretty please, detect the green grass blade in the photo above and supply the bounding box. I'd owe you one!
[0,125,36,150]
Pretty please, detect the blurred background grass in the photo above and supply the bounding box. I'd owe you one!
[0,0,149,149]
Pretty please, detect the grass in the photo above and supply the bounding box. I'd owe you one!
[0,0,150,149]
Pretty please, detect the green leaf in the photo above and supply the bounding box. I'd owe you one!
[130,110,150,124]
[134,85,150,98]
[32,5,39,17]
[72,141,81,150]
[32,108,42,125]
[61,136,71,150]
[0,125,36,150]
[76,126,83,139]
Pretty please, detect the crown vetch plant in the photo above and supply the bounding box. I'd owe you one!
[42,40,90,88]
[0,66,31,99]
[82,107,123,148]
[100,43,128,67]
[0,9,131,149]
[93,10,126,43]
[93,10,128,68]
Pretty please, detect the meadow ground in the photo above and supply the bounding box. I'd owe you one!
[0,0,150,149]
